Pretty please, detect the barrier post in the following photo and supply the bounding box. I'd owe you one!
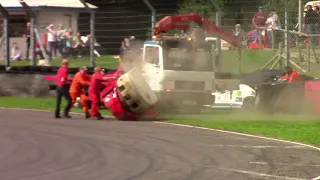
[284,0,290,67]
[20,0,36,66]
[143,0,156,39]
[80,0,96,67]
[0,3,9,66]
[215,11,221,72]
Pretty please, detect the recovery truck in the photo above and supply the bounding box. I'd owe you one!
[136,13,243,112]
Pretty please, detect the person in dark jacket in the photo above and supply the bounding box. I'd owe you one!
[305,5,319,45]
[55,59,72,119]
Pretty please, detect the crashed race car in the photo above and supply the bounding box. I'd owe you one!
[45,67,158,120]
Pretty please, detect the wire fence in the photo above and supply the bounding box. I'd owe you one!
[1,0,320,75]
[77,0,179,55]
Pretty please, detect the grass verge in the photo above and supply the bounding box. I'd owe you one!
[8,56,119,69]
[0,97,112,116]
[1,96,319,146]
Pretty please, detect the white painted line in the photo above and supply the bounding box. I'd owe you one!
[2,107,320,152]
[206,145,306,149]
[153,122,320,152]
[250,161,320,167]
[220,168,308,180]
[312,176,320,180]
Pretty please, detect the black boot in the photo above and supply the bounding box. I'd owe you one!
[63,114,72,119]
[91,116,104,120]
[85,112,90,119]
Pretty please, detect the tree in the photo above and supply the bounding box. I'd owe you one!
[178,0,216,21]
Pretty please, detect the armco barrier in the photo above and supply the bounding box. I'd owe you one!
[0,73,54,97]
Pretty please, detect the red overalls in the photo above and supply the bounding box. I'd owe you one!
[280,70,302,82]
[88,72,103,118]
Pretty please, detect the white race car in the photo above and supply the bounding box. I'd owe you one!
[206,84,256,109]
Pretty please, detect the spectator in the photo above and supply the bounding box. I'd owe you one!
[35,41,49,60]
[119,40,127,61]
[232,24,245,49]
[314,6,320,33]
[23,22,31,60]
[233,24,245,41]
[265,12,275,45]
[252,6,267,42]
[64,28,73,57]
[305,5,318,45]
[73,32,85,57]
[272,11,281,29]
[46,24,58,59]
[10,43,21,62]
[57,24,67,57]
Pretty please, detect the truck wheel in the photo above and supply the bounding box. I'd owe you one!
[242,97,255,110]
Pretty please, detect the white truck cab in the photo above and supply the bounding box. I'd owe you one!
[140,37,215,112]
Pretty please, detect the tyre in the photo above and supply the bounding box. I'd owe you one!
[242,96,255,110]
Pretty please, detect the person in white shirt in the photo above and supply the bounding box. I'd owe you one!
[265,12,276,46]
[46,24,58,60]
[232,24,245,49]
[265,11,281,46]
[10,43,21,62]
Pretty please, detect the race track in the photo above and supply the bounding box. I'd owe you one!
[0,109,319,180]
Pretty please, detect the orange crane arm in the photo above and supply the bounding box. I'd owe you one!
[153,13,243,48]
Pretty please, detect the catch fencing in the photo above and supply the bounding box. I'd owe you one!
[77,0,179,55]
[212,0,320,74]
[0,0,319,75]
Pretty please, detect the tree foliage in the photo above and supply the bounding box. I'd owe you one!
[178,0,308,29]
[178,0,216,21]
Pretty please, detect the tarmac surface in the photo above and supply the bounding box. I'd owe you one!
[0,108,319,180]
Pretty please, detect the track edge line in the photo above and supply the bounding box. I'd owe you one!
[2,107,320,151]
[153,121,320,152]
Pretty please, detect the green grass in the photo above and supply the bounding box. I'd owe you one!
[2,50,275,74]
[6,56,120,69]
[166,118,320,146]
[218,49,273,74]
[1,96,320,146]
[3,49,320,77]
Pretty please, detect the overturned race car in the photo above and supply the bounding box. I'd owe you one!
[46,67,158,121]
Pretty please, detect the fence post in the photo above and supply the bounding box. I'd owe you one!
[284,0,290,67]
[215,11,221,71]
[0,3,9,67]
[307,44,310,72]
[80,0,96,67]
[90,11,96,67]
[143,0,156,39]
[259,29,262,49]
[298,0,303,33]
[271,30,275,52]
[20,0,37,66]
